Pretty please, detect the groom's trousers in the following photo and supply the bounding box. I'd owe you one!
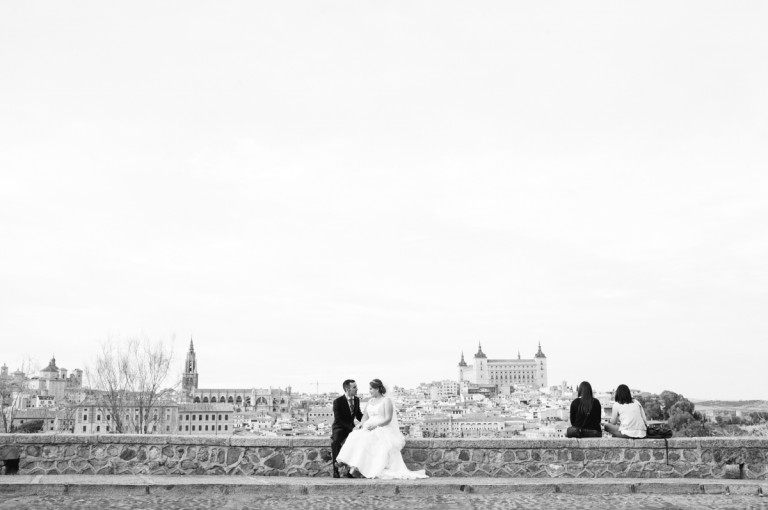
[331,428,352,466]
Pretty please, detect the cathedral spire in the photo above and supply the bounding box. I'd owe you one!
[458,351,468,367]
[183,338,199,394]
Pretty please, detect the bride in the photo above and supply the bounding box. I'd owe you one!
[337,379,428,479]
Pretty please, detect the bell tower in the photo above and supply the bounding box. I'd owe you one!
[473,342,488,384]
[182,338,199,394]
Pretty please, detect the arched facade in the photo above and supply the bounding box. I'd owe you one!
[182,342,293,412]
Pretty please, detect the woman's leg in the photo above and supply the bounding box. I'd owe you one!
[604,423,629,438]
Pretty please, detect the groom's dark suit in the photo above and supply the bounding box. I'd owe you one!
[331,394,363,473]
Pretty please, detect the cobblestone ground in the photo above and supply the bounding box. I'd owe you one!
[0,493,767,510]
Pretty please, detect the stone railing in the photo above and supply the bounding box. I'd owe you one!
[1,435,766,479]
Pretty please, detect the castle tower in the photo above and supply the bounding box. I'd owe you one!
[182,338,199,394]
[534,341,548,388]
[457,351,468,381]
[473,342,488,384]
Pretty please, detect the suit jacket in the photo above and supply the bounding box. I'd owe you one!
[332,394,363,434]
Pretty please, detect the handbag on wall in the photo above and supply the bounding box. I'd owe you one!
[646,423,673,438]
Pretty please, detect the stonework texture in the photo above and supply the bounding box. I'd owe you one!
[0,435,766,479]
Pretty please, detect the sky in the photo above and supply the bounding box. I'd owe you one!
[1,2,767,400]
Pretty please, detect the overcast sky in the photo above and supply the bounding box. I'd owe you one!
[2,2,766,400]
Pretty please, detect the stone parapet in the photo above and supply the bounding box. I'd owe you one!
[0,435,766,479]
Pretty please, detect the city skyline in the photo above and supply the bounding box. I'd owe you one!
[0,337,761,401]
[2,2,767,401]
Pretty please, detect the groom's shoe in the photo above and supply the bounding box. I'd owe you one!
[332,463,341,478]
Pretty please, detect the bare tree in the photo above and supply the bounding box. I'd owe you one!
[0,360,36,433]
[0,379,22,433]
[86,336,177,434]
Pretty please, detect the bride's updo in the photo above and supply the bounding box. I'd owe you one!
[370,379,386,395]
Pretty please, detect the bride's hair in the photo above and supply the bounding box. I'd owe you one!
[370,379,386,395]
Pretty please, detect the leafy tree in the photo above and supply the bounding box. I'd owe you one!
[659,390,682,419]
[675,419,713,437]
[635,394,664,420]
[669,411,695,431]
[15,419,44,434]
[669,399,695,417]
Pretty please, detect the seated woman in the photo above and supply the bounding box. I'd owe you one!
[566,381,603,437]
[337,379,428,479]
[604,384,648,438]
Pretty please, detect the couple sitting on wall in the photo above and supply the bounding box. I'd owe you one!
[567,381,649,439]
[330,378,428,480]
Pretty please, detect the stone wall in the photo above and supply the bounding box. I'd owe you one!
[1,435,766,479]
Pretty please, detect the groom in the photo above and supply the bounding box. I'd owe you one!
[331,379,363,478]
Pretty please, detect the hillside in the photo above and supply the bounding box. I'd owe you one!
[693,400,768,409]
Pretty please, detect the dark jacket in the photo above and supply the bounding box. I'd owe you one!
[332,394,363,433]
[569,397,602,432]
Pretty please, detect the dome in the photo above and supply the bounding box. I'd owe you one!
[41,356,59,372]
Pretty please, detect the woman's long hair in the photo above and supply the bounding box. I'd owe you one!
[578,381,594,416]
[614,384,633,405]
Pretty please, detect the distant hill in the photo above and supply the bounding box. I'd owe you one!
[693,400,768,409]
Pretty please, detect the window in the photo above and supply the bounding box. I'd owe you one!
[199,415,202,420]
[218,425,221,431]
[225,415,228,421]
[205,415,209,421]
[224,425,228,431]
[97,415,101,421]
[218,415,222,420]
[205,425,208,431]
[192,415,196,420]
[185,425,189,431]
[96,426,100,432]
[83,426,86,432]
[166,426,170,432]
[178,425,182,431]
[192,425,195,431]
[186,414,189,421]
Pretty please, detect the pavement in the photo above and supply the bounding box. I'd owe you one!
[0,476,767,509]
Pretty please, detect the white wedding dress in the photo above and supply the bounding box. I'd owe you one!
[337,397,428,479]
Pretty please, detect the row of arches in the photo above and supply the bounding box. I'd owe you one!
[193,395,249,404]
[191,395,283,405]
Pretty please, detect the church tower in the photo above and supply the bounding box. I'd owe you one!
[182,339,199,394]
[457,351,468,381]
[534,341,548,388]
[473,343,488,384]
